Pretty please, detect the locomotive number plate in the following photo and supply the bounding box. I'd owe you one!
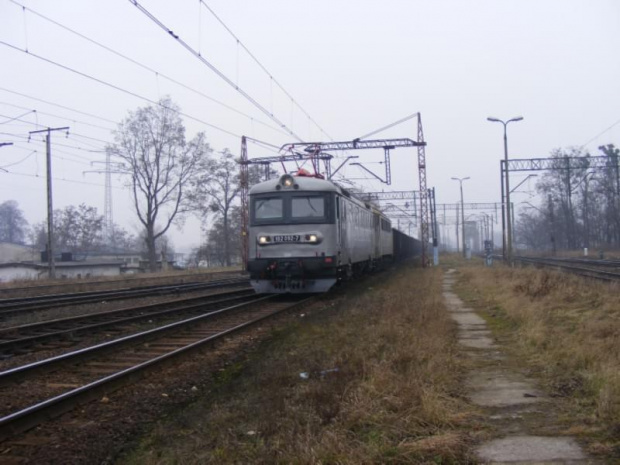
[273,235,301,242]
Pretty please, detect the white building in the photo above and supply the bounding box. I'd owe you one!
[0,261,123,283]
[0,242,37,264]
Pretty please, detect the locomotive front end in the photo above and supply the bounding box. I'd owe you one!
[248,174,339,294]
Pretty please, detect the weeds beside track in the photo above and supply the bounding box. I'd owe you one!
[0,295,311,444]
[512,255,620,281]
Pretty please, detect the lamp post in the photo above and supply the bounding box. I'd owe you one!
[451,176,470,258]
[487,116,523,264]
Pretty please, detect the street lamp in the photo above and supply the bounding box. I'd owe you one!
[487,116,523,264]
[451,176,470,258]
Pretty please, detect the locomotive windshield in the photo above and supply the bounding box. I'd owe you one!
[292,196,325,218]
[251,192,332,225]
[255,197,283,219]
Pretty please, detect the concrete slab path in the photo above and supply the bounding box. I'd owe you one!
[443,269,593,464]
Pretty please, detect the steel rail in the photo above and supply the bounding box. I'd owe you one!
[0,296,312,441]
[0,270,243,298]
[0,295,272,385]
[0,288,255,357]
[513,256,620,281]
[0,278,249,315]
[0,281,207,306]
[516,256,620,269]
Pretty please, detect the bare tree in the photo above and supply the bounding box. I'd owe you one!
[0,200,28,244]
[55,204,104,257]
[107,224,136,253]
[516,144,620,253]
[30,204,104,257]
[107,98,206,271]
[189,149,239,266]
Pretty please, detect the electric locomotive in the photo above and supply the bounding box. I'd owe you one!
[247,171,394,293]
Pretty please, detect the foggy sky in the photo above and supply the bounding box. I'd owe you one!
[1,0,619,251]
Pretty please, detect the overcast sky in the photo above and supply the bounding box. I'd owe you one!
[1,0,619,251]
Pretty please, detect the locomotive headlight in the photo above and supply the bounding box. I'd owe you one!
[280,174,295,188]
[259,236,270,244]
[306,234,318,243]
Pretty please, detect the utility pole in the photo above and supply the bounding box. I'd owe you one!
[29,127,70,279]
[451,176,470,258]
[455,205,460,253]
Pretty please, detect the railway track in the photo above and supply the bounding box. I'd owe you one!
[0,277,248,317]
[0,287,255,359]
[513,256,620,281]
[0,270,242,299]
[0,294,312,442]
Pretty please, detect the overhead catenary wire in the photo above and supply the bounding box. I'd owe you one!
[7,0,288,138]
[0,149,37,168]
[128,0,303,142]
[6,141,100,169]
[0,113,111,147]
[0,86,117,125]
[0,110,36,125]
[13,142,108,168]
[2,119,282,162]
[0,169,125,190]
[199,0,333,141]
[0,101,114,132]
[580,116,620,150]
[0,40,244,140]
[0,131,107,157]
[356,113,419,140]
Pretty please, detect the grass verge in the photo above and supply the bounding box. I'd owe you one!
[455,262,620,458]
[120,266,477,464]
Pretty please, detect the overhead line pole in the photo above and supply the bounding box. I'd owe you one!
[29,126,70,279]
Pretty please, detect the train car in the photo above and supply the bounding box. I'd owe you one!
[392,228,420,261]
[247,172,397,293]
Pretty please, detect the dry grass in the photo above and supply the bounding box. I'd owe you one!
[456,263,620,452]
[121,266,477,464]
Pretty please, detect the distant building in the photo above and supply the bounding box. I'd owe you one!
[0,242,37,264]
[80,252,143,273]
[0,261,123,283]
[464,221,481,253]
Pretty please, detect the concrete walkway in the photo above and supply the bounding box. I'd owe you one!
[443,269,593,464]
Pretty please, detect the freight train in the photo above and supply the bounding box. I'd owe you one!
[247,172,421,293]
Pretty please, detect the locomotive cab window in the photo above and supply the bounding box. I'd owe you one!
[254,197,283,220]
[292,195,325,218]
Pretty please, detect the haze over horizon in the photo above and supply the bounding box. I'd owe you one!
[1,0,618,252]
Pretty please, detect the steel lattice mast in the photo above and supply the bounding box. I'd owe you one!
[417,114,430,267]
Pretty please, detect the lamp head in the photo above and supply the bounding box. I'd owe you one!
[487,117,501,123]
[509,116,524,123]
